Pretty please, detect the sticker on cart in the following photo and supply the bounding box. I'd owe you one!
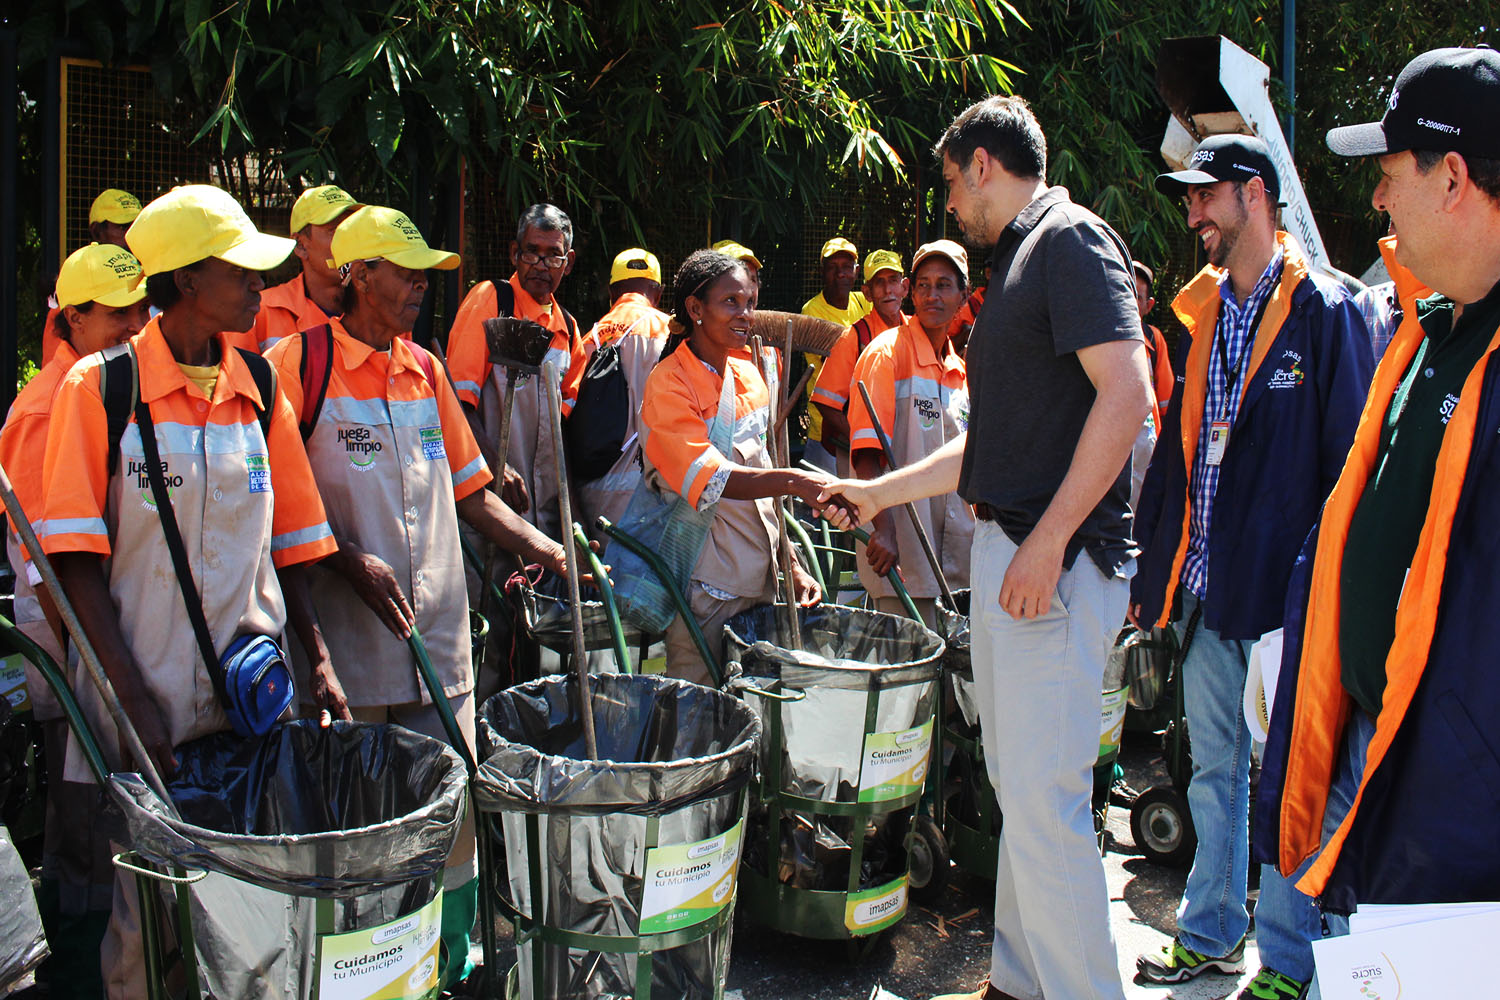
[844,876,908,934]
[858,719,934,802]
[315,890,442,1000]
[0,654,30,713]
[1099,687,1128,758]
[639,819,744,935]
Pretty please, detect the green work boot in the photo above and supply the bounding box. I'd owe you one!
[1239,966,1309,999]
[439,877,479,988]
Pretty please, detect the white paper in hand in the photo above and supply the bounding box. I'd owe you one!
[1244,628,1284,742]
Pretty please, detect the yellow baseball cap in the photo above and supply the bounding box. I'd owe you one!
[820,237,858,259]
[89,189,142,226]
[912,239,970,283]
[863,249,904,280]
[329,205,460,271]
[711,239,763,269]
[610,248,661,284]
[127,185,295,277]
[55,243,149,309]
[290,185,360,233]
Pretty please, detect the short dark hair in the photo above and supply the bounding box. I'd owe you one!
[145,260,208,312]
[53,301,94,343]
[656,250,750,365]
[934,95,1047,180]
[1413,148,1500,203]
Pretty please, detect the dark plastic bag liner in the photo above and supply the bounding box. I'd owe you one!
[0,821,47,993]
[477,673,760,1000]
[724,604,943,891]
[109,721,467,1000]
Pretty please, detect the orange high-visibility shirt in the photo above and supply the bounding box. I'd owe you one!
[445,273,575,539]
[810,311,906,414]
[847,320,972,599]
[39,317,335,769]
[0,338,82,720]
[267,320,489,705]
[251,274,332,354]
[640,341,780,598]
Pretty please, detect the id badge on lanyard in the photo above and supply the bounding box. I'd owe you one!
[1205,421,1230,466]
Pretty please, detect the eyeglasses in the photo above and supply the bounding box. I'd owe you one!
[518,251,569,270]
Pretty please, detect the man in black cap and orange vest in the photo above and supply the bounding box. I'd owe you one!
[1259,44,1500,962]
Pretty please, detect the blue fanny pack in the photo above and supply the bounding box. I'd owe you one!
[218,634,296,737]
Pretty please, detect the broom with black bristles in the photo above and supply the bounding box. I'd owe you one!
[476,316,555,622]
[748,310,845,430]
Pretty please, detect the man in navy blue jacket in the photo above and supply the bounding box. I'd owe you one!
[1258,44,1500,944]
[1129,134,1373,1000]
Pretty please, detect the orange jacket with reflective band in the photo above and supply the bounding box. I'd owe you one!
[640,341,779,598]
[250,274,331,354]
[267,320,489,704]
[847,320,972,599]
[446,274,575,540]
[810,312,906,414]
[561,291,671,414]
[38,317,335,772]
[0,339,81,719]
[1270,237,1498,899]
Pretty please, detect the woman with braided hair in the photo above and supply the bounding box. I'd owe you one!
[635,249,832,683]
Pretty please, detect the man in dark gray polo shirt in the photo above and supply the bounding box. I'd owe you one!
[823,95,1151,1000]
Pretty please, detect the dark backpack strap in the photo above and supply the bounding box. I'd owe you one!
[297,325,334,440]
[234,347,277,440]
[100,348,138,476]
[493,279,515,319]
[561,307,579,349]
[130,346,231,708]
[854,316,874,352]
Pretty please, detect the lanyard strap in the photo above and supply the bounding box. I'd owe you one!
[1213,290,1273,419]
[1386,336,1433,430]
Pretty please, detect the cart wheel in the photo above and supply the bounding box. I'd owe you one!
[907,815,951,904]
[1130,785,1197,868]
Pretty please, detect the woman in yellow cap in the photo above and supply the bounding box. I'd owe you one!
[0,242,149,997]
[265,204,578,988]
[39,189,144,367]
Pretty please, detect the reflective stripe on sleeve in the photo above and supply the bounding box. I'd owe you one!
[450,455,486,488]
[34,516,108,539]
[271,522,334,553]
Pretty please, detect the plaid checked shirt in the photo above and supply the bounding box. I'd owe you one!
[1181,251,1284,598]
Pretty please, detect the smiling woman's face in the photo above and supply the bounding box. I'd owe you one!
[687,265,758,365]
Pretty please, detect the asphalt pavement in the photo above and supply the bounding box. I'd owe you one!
[718,727,1265,1000]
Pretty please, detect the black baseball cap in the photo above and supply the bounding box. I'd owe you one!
[1327,46,1500,159]
[1155,134,1281,200]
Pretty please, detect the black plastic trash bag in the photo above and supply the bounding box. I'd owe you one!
[477,673,760,1000]
[0,821,46,994]
[109,721,467,1000]
[724,605,943,893]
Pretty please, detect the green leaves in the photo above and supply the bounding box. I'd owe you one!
[366,89,403,166]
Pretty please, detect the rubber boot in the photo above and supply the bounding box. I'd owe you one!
[440,876,479,988]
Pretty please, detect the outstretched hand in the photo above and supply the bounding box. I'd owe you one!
[816,479,879,530]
